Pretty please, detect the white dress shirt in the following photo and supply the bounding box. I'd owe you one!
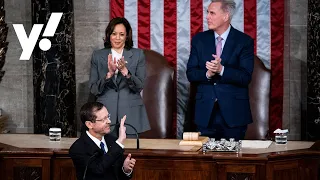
[214,25,231,53]
[86,131,124,151]
[111,48,124,78]
[209,25,231,77]
[205,25,232,103]
[86,131,132,175]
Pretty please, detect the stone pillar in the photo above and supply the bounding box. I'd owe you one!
[32,0,76,137]
[0,0,8,133]
[305,0,320,140]
[0,0,8,83]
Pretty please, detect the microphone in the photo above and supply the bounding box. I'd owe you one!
[110,122,139,149]
[83,151,100,180]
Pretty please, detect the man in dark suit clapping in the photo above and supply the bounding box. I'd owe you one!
[187,0,254,140]
[69,102,135,180]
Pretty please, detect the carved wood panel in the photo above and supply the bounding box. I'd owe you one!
[267,160,299,180]
[53,158,76,180]
[226,173,254,180]
[218,164,258,180]
[13,167,41,180]
[2,158,50,180]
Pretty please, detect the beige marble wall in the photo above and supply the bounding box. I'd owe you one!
[283,0,308,140]
[74,0,110,135]
[0,0,33,133]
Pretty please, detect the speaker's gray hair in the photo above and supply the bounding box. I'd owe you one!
[211,0,236,19]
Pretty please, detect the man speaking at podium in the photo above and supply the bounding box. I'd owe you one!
[69,102,135,180]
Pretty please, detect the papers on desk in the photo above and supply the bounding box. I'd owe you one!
[241,140,272,149]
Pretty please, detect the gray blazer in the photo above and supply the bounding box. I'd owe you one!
[89,48,150,134]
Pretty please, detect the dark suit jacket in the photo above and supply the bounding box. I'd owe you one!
[89,48,150,134]
[186,26,254,128]
[69,133,132,180]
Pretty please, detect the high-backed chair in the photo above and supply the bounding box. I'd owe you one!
[184,56,270,140]
[139,50,175,138]
[245,56,270,139]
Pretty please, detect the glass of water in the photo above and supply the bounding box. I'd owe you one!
[275,132,288,144]
[49,128,61,141]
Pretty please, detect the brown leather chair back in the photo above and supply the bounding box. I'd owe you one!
[245,56,271,139]
[139,50,174,138]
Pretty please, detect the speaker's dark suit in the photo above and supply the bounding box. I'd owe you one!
[186,26,254,139]
[69,133,131,180]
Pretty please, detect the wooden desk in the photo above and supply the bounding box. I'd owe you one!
[0,134,319,180]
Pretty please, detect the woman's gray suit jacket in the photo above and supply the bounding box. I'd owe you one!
[89,48,150,134]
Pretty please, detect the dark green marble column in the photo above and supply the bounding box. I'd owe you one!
[305,0,320,140]
[32,0,76,137]
[0,0,8,83]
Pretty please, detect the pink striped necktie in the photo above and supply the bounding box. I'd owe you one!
[216,36,223,57]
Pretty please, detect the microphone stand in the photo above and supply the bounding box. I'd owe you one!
[83,151,100,180]
[110,123,139,149]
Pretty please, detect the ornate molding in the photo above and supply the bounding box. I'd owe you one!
[0,0,8,84]
[14,167,42,180]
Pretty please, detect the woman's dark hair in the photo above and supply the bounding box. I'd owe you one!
[104,17,133,49]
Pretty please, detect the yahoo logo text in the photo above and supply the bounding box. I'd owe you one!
[13,13,63,60]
